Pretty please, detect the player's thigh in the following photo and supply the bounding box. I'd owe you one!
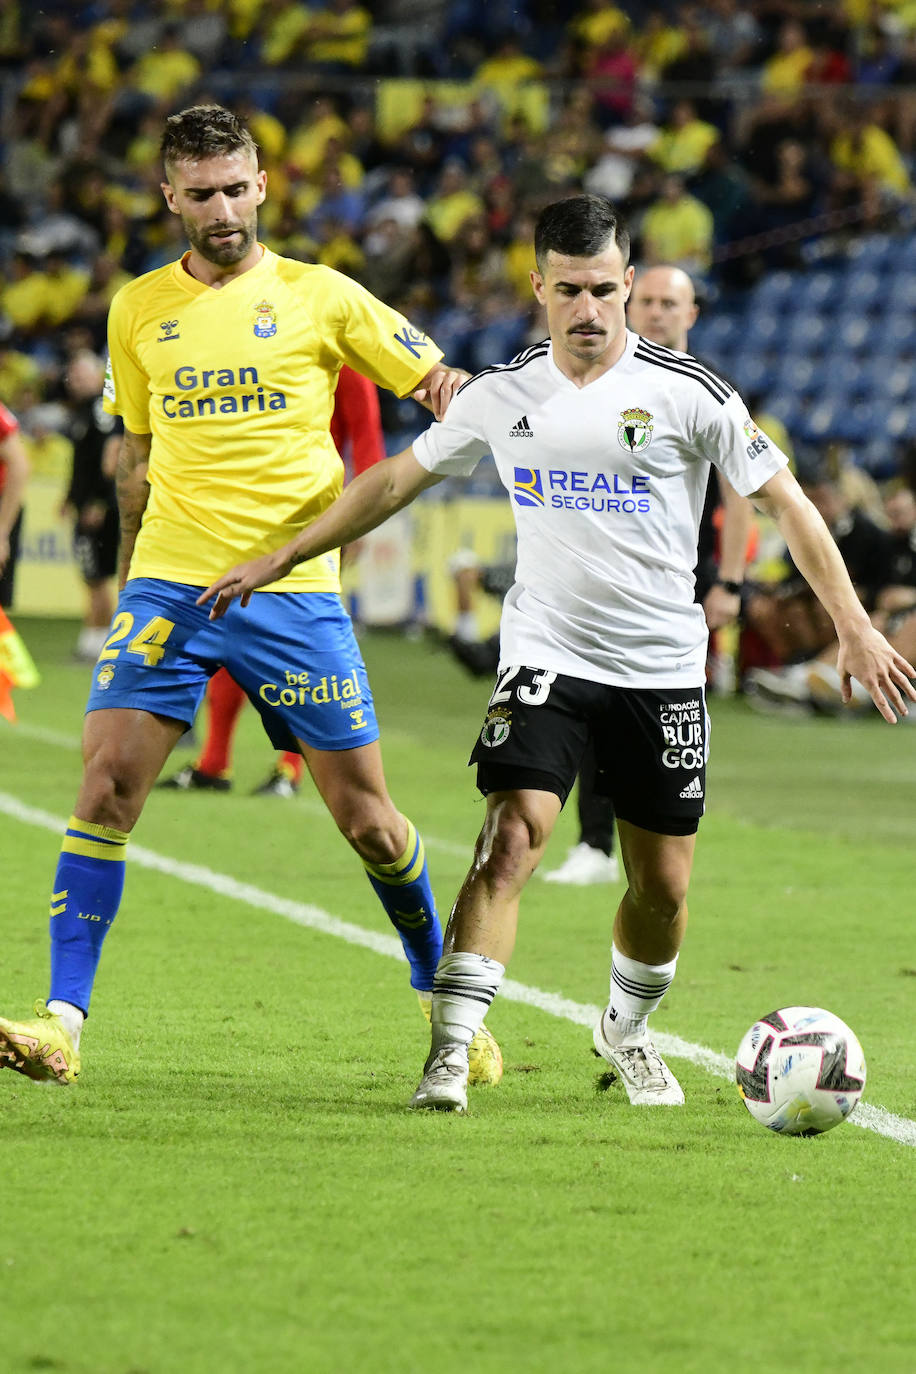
[84,578,215,727]
[470,665,599,806]
[594,685,709,837]
[223,592,380,755]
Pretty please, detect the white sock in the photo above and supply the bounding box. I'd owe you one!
[47,999,84,1049]
[454,612,478,642]
[430,951,505,1052]
[603,943,678,1043]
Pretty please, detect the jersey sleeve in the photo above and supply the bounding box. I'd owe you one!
[322,271,444,398]
[102,285,151,433]
[411,378,492,477]
[0,401,19,440]
[693,390,789,496]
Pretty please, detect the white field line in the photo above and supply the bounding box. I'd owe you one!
[1,791,913,1148]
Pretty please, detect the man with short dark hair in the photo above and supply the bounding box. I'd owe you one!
[200,193,915,1113]
[0,105,502,1090]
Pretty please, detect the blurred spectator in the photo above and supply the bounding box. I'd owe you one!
[424,160,485,243]
[649,99,721,177]
[307,160,367,238]
[761,20,814,95]
[306,0,373,70]
[584,27,640,127]
[828,100,912,223]
[880,485,916,615]
[640,174,714,274]
[0,400,29,610]
[62,351,120,662]
[584,94,660,202]
[129,25,202,102]
[702,0,762,73]
[690,140,753,248]
[368,167,426,231]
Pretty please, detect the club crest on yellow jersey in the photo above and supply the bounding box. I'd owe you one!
[253,300,277,338]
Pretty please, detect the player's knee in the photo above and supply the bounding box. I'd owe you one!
[78,750,144,830]
[336,805,402,864]
[475,804,547,886]
[626,872,688,927]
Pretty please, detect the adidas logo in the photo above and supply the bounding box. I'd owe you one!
[509,414,534,437]
[679,775,704,799]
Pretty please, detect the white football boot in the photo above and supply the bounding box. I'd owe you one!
[593,1010,684,1105]
[408,1044,469,1113]
[543,843,620,885]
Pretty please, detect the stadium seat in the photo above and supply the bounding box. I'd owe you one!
[785,313,831,351]
[881,313,916,353]
[749,271,795,312]
[700,313,742,354]
[772,354,824,396]
[839,268,884,310]
[760,392,804,433]
[884,273,916,311]
[796,270,842,312]
[730,352,777,393]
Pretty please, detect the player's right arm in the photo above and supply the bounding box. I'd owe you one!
[115,428,151,589]
[199,446,442,618]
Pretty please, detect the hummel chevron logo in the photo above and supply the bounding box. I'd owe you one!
[509,415,534,437]
[679,775,703,799]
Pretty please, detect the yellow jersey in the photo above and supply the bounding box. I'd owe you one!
[103,246,442,592]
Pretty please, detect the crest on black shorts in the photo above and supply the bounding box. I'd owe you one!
[480,707,511,748]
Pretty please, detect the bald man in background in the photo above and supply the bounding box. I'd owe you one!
[543,265,752,885]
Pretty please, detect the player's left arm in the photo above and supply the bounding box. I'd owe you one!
[750,467,916,722]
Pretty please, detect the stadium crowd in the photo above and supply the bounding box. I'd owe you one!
[1,0,916,702]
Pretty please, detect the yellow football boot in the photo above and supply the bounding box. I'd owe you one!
[416,991,503,1087]
[0,1000,80,1084]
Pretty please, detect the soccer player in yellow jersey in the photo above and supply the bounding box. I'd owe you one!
[0,105,501,1089]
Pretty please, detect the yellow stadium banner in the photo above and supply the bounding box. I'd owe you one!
[16,474,85,617]
[411,495,516,636]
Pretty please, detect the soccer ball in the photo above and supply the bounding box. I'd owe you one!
[735,1006,867,1136]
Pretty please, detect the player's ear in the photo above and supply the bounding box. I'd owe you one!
[161,181,179,214]
[530,270,546,303]
[255,169,267,205]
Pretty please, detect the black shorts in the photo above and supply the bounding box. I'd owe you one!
[73,508,119,583]
[470,665,709,836]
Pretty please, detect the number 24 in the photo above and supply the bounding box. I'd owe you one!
[99,613,176,667]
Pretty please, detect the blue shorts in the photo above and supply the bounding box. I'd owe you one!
[85,578,379,752]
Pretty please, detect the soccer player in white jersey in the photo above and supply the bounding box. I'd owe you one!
[0,105,503,1090]
[542,263,752,886]
[200,195,916,1113]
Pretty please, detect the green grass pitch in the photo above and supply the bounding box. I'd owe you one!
[1,618,914,1374]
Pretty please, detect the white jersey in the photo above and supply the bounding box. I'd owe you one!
[412,329,789,688]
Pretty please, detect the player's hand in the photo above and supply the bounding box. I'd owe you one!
[411,363,470,421]
[197,552,289,620]
[702,582,741,631]
[837,625,916,724]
